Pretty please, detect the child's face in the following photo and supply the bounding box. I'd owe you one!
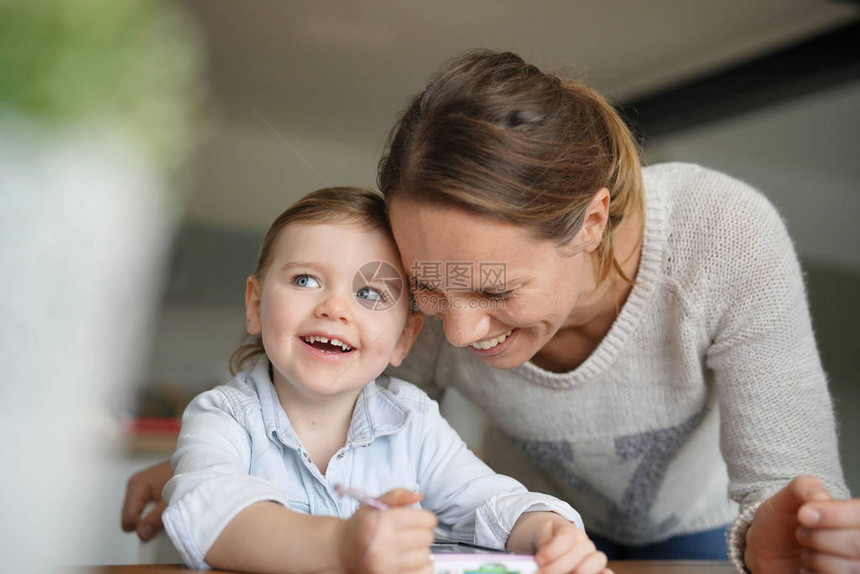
[245,221,421,402]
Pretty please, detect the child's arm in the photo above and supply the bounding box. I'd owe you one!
[508,512,611,574]
[205,489,436,574]
[205,501,341,572]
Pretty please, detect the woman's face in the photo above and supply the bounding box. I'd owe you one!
[389,198,603,369]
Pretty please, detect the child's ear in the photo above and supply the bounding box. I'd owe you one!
[245,275,262,335]
[389,312,424,367]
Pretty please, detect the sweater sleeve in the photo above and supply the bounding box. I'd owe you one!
[697,172,848,570]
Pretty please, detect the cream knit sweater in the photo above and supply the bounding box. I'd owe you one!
[387,162,848,570]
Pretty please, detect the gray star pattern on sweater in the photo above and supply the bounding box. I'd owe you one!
[508,410,704,542]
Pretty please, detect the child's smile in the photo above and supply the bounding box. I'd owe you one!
[299,333,356,355]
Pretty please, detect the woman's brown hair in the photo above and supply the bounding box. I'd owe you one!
[228,187,392,375]
[378,49,643,285]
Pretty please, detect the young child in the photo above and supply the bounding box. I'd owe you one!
[162,187,611,574]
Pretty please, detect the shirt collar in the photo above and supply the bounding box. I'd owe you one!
[248,358,410,450]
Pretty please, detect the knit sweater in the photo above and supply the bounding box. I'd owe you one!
[387,162,848,571]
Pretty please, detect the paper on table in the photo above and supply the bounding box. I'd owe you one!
[431,539,538,574]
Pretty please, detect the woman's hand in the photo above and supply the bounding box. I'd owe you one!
[745,475,860,573]
[510,512,612,574]
[120,460,173,541]
[338,488,437,574]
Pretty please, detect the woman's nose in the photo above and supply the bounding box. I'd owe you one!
[314,292,352,323]
[441,302,490,347]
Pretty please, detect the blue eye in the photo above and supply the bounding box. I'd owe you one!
[356,286,386,302]
[293,274,320,289]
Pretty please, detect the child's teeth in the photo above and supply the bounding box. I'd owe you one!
[331,339,352,350]
[303,335,352,351]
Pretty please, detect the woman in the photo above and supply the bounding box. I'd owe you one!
[123,51,858,573]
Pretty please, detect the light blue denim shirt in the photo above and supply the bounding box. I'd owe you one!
[163,358,583,569]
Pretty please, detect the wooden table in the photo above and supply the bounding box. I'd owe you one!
[79,561,735,573]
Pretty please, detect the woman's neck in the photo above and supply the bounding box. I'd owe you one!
[566,206,643,328]
[532,209,644,373]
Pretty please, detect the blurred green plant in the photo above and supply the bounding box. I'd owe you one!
[0,0,205,170]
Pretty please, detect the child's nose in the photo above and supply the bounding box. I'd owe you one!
[314,292,352,323]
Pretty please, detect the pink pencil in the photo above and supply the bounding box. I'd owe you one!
[333,484,389,510]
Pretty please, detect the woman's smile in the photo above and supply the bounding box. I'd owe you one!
[468,328,517,355]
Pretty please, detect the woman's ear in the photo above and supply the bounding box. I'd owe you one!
[578,187,611,253]
[389,312,425,367]
[245,275,262,335]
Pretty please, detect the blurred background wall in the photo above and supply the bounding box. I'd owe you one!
[2,0,857,567]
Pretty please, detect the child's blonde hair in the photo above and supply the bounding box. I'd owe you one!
[229,187,395,375]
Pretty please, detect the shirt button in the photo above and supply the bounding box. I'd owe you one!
[336,452,344,459]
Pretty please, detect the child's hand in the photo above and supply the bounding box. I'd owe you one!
[533,517,612,574]
[338,488,437,574]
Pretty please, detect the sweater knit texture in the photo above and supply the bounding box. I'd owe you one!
[387,162,848,571]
